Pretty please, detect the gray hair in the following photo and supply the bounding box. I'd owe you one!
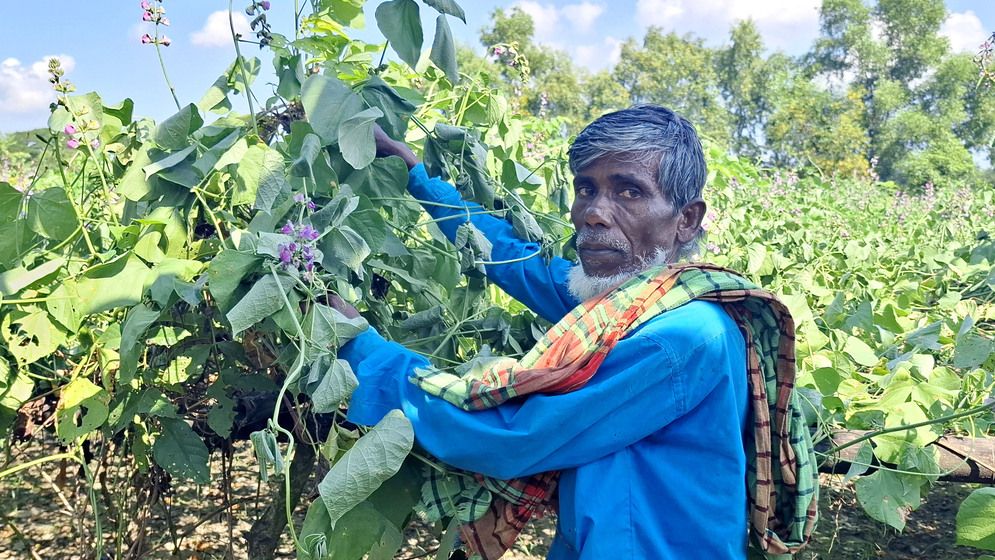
[568,104,707,259]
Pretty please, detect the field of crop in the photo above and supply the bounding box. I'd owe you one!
[1,1,994,559]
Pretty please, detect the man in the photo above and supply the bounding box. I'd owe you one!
[332,105,816,559]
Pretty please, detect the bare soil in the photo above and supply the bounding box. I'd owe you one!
[0,438,989,559]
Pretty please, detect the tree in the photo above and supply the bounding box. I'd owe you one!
[715,20,770,158]
[613,28,731,144]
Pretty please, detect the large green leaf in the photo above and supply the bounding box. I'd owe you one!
[298,500,402,560]
[300,74,366,146]
[422,0,465,22]
[854,470,922,531]
[154,104,204,151]
[226,273,292,334]
[430,14,458,83]
[207,250,261,312]
[2,309,66,367]
[375,0,423,69]
[953,332,993,370]
[957,487,995,551]
[304,303,369,350]
[234,144,291,210]
[25,187,79,240]
[317,409,414,528]
[118,304,162,385]
[344,156,409,198]
[0,360,33,438]
[153,417,211,484]
[321,225,371,275]
[306,357,359,413]
[844,336,878,367]
[338,107,384,170]
[0,258,64,296]
[55,377,109,442]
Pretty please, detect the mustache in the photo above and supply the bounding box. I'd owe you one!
[575,229,630,252]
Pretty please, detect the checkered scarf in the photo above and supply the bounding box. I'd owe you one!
[411,263,818,559]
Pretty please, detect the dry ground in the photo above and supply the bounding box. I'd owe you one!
[0,438,989,559]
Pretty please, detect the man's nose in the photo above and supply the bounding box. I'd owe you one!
[583,195,613,228]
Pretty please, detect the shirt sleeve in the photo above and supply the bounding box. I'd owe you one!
[406,164,579,323]
[340,301,746,480]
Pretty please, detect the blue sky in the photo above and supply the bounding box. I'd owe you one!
[2,0,993,132]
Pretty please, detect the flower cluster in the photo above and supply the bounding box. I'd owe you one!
[293,192,317,211]
[245,0,273,47]
[277,220,320,276]
[62,123,99,151]
[140,0,171,46]
[974,32,995,87]
[46,57,74,96]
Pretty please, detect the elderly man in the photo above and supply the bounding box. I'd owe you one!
[332,105,816,559]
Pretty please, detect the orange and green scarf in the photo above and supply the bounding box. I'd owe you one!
[412,263,818,559]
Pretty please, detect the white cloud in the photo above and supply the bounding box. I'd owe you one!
[941,10,989,54]
[634,0,821,53]
[514,2,607,41]
[562,2,605,33]
[0,55,75,114]
[515,1,561,42]
[190,10,252,48]
[574,36,622,70]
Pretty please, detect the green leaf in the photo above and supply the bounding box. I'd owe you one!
[56,378,109,442]
[359,76,418,139]
[338,107,384,170]
[346,208,388,254]
[321,225,371,275]
[0,258,64,296]
[47,254,151,331]
[310,191,359,231]
[153,417,211,484]
[234,144,291,210]
[344,156,409,198]
[375,0,423,69]
[854,470,922,531]
[25,187,79,240]
[2,309,66,367]
[430,14,458,83]
[143,145,196,178]
[422,0,465,22]
[118,304,162,385]
[318,409,414,528]
[154,104,204,151]
[842,441,873,484]
[304,303,370,351]
[954,332,993,370]
[957,487,995,551]
[0,361,34,439]
[307,358,359,413]
[844,336,878,367]
[226,273,292,334]
[207,250,261,312]
[290,133,322,177]
[300,74,366,146]
[298,500,402,560]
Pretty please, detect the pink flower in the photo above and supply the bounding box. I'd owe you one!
[63,123,77,135]
[141,33,153,44]
[260,0,271,9]
[90,139,101,150]
[493,46,504,55]
[160,17,170,26]
[66,139,81,150]
[140,0,151,8]
[160,36,171,46]
[143,10,153,21]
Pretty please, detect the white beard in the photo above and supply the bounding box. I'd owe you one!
[567,247,671,302]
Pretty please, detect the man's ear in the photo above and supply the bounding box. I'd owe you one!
[676,199,706,244]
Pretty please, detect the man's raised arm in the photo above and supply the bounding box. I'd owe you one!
[374,127,579,323]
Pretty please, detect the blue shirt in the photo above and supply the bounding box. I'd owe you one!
[340,164,750,559]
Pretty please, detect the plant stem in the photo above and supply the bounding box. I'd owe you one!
[153,26,181,111]
[825,401,995,456]
[230,0,260,138]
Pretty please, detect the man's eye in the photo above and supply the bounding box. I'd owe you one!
[576,186,594,197]
[619,188,641,199]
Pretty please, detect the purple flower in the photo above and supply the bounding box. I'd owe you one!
[141,33,153,44]
[66,139,80,150]
[141,0,151,8]
[278,245,293,265]
[306,200,316,211]
[90,139,100,150]
[64,123,77,135]
[280,221,295,235]
[706,242,720,254]
[293,193,306,203]
[305,261,315,273]
[260,0,271,10]
[299,225,319,241]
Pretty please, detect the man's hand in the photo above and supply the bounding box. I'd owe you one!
[328,293,361,319]
[374,125,419,170]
